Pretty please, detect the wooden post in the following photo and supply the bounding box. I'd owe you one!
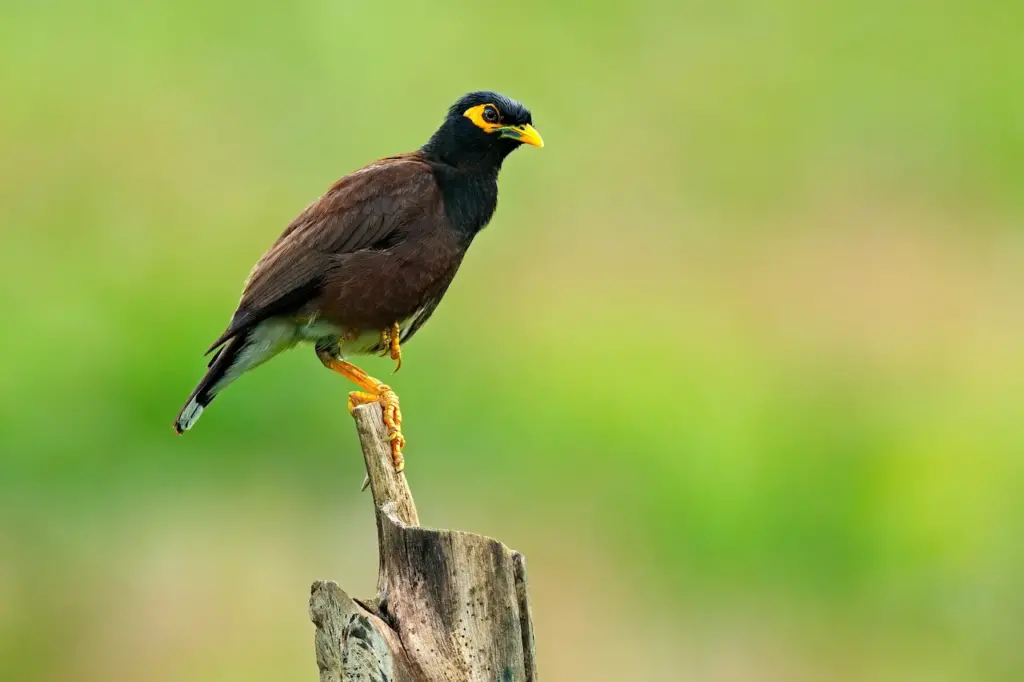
[309,404,538,682]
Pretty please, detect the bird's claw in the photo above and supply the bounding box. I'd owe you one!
[347,391,378,415]
[378,384,405,472]
[381,322,402,373]
[347,384,405,472]
[326,354,407,474]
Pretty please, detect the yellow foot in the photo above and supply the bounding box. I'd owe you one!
[380,322,402,373]
[347,391,377,414]
[349,385,405,472]
[318,349,408,473]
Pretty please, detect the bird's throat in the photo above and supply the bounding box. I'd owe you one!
[428,163,500,242]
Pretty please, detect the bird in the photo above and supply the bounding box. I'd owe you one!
[173,91,543,472]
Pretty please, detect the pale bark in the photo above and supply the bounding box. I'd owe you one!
[310,404,537,682]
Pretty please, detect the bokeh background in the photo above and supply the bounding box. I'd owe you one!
[2,1,1023,680]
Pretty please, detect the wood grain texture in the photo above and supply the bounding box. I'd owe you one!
[309,404,537,681]
[310,580,417,682]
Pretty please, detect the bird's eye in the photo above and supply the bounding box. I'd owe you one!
[482,106,500,124]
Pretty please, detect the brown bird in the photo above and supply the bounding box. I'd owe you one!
[173,91,543,471]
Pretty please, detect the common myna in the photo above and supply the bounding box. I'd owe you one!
[174,91,542,471]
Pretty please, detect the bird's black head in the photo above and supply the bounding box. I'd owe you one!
[422,91,543,170]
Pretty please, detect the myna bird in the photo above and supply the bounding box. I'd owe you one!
[173,91,543,471]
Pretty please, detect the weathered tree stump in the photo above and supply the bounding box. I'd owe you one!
[309,404,538,682]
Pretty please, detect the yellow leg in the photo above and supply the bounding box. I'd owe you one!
[317,349,406,472]
[380,322,403,373]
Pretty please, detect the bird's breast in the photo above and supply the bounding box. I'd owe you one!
[318,229,465,332]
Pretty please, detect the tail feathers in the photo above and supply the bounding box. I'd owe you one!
[174,400,204,434]
[173,336,244,434]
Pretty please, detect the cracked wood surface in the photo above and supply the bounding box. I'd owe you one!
[309,404,538,682]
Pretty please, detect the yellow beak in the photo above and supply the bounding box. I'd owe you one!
[498,123,544,148]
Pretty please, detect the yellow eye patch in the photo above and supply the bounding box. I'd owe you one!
[463,103,502,132]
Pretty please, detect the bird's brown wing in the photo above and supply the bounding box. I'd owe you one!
[205,154,439,353]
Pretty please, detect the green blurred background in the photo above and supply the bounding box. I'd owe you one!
[2,0,1023,680]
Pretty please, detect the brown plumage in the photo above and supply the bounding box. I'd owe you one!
[174,91,543,471]
[207,154,455,352]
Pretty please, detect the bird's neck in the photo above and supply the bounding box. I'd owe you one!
[420,124,513,172]
[425,161,500,243]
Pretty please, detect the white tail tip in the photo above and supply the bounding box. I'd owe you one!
[175,400,204,433]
